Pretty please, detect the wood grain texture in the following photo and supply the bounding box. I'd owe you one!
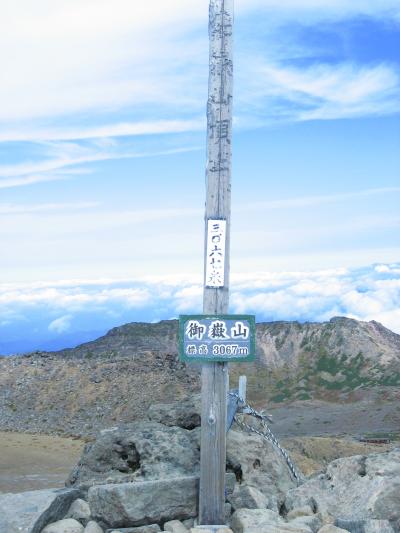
[203,0,233,313]
[200,0,234,525]
[199,363,229,525]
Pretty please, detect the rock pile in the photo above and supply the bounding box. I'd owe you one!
[0,396,399,532]
[66,421,201,489]
[0,351,199,438]
[284,448,400,527]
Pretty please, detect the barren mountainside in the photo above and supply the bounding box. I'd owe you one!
[44,316,400,368]
[0,316,399,436]
[257,317,400,367]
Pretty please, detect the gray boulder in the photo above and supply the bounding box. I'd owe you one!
[230,508,313,532]
[287,507,315,521]
[227,428,297,510]
[190,528,233,533]
[317,527,348,533]
[163,520,189,532]
[0,488,81,533]
[42,519,84,533]
[285,449,400,524]
[363,520,395,532]
[67,422,200,489]
[227,484,271,511]
[88,476,198,528]
[334,518,396,532]
[107,527,161,533]
[287,508,322,533]
[84,522,104,533]
[290,515,321,533]
[147,395,201,429]
[66,499,91,525]
[364,520,394,533]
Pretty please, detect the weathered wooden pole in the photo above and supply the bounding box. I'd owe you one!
[199,0,234,525]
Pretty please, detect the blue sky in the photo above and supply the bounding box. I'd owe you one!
[0,0,399,353]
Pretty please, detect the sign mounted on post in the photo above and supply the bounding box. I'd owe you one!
[205,219,226,288]
[179,314,256,363]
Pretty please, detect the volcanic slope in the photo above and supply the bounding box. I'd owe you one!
[0,317,399,436]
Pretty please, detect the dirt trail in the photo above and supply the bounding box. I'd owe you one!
[0,431,84,493]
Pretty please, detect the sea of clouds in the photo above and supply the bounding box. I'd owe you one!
[0,262,399,355]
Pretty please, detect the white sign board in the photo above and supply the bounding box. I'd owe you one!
[205,219,226,288]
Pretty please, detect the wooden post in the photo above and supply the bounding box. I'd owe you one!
[199,0,234,526]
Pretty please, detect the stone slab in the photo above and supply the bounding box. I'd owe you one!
[89,477,198,528]
[0,488,81,533]
[107,526,161,533]
[190,528,232,533]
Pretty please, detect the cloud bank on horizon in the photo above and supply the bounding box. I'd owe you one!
[0,263,399,354]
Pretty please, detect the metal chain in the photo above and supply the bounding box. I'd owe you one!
[229,392,302,483]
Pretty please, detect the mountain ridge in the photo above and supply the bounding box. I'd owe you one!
[0,316,399,437]
[26,315,400,369]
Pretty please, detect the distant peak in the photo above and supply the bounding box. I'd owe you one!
[329,316,357,323]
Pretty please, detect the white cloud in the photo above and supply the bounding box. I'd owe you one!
[375,264,400,275]
[0,174,70,190]
[0,207,202,238]
[0,286,152,310]
[0,1,207,122]
[0,143,201,189]
[0,140,111,189]
[245,62,400,122]
[0,184,397,284]
[0,140,143,178]
[1,264,399,339]
[0,118,205,143]
[48,315,72,334]
[1,187,397,234]
[0,0,398,134]
[173,285,203,313]
[237,0,400,19]
[230,264,400,333]
[0,202,99,215]
[239,188,400,212]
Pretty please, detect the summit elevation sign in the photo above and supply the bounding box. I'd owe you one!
[179,314,255,363]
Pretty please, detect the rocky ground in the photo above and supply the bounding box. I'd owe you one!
[0,352,199,437]
[266,391,400,439]
[1,316,399,439]
[1,350,399,441]
[2,430,398,494]
[281,436,399,477]
[1,317,400,531]
[1,396,399,533]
